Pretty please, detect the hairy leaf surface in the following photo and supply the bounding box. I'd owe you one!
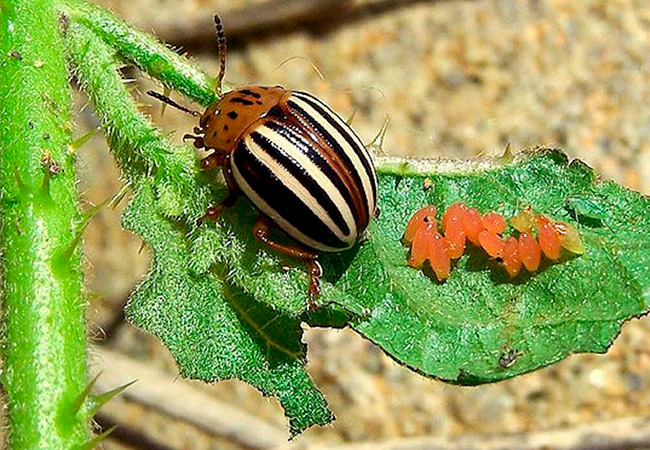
[123,183,332,436]
[327,149,650,384]
[126,148,650,433]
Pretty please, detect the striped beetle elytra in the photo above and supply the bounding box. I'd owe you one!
[150,16,378,306]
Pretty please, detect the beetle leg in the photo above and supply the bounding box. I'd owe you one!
[199,155,240,224]
[200,151,227,170]
[199,190,238,225]
[252,214,322,309]
[221,155,240,193]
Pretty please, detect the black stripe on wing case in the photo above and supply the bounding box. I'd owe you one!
[249,130,351,237]
[264,120,359,229]
[234,141,349,249]
[292,91,378,205]
[286,99,371,218]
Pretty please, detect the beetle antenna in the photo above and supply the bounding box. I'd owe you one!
[214,14,227,97]
[146,91,199,117]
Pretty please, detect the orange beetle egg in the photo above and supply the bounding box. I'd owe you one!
[428,231,451,281]
[535,215,562,260]
[478,230,505,259]
[442,202,466,231]
[482,212,507,234]
[443,219,466,260]
[502,236,522,278]
[554,221,585,254]
[408,222,437,268]
[511,208,535,232]
[518,231,541,272]
[442,203,466,259]
[462,207,484,246]
[403,205,437,246]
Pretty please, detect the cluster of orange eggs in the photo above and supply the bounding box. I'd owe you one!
[402,203,585,281]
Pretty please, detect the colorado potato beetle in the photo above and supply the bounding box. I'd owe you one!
[150,16,378,306]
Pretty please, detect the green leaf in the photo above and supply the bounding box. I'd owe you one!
[122,182,332,436]
[325,148,650,384]
[125,147,650,435]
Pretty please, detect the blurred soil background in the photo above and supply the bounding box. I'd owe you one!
[69,0,650,449]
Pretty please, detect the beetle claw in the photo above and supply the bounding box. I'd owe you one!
[307,260,323,311]
[197,190,239,226]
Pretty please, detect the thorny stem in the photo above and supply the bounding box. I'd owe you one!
[0,0,232,446]
[63,19,210,218]
[58,0,218,107]
[0,0,90,448]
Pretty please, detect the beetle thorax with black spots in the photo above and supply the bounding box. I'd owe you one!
[200,85,286,151]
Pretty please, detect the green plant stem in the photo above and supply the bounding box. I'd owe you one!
[64,20,174,177]
[63,20,209,219]
[0,0,89,448]
[58,0,217,106]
